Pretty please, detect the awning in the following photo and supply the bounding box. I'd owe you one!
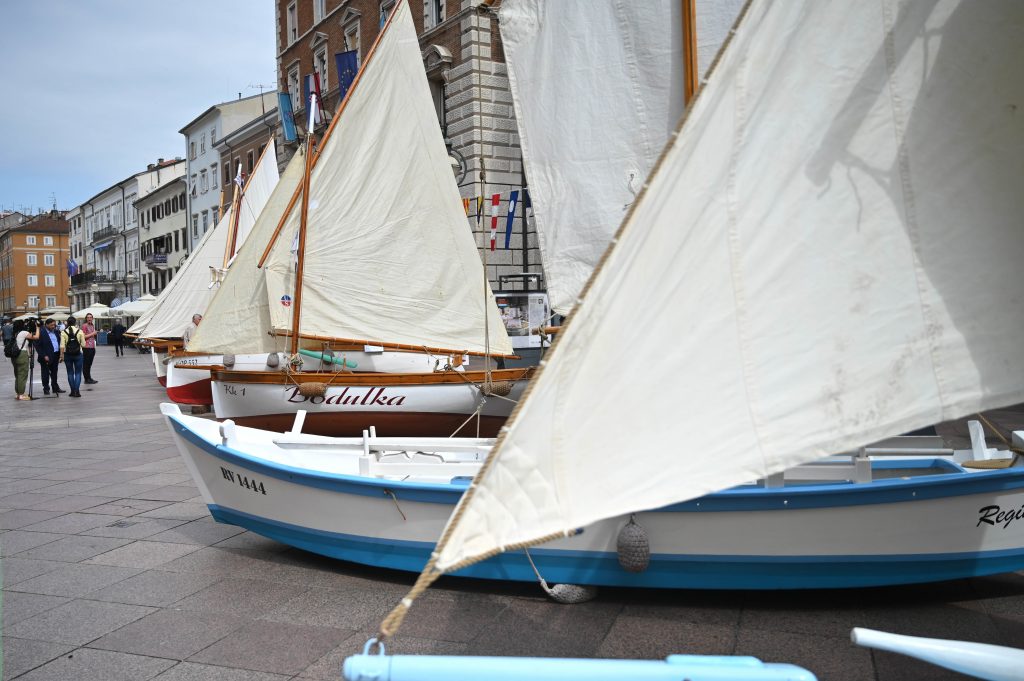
[93,240,114,251]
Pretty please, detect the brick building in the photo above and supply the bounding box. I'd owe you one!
[275,0,541,291]
[0,213,71,317]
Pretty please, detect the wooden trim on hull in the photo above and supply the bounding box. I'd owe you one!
[211,367,533,387]
[231,411,511,438]
[167,379,213,405]
[269,330,519,360]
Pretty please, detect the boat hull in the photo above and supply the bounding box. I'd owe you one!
[152,349,168,386]
[164,408,1024,589]
[209,368,531,437]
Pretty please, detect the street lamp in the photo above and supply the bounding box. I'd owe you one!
[124,272,138,301]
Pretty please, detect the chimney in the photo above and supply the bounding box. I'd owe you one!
[157,158,165,164]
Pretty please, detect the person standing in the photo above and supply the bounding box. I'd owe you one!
[13,320,38,400]
[61,316,86,398]
[81,313,99,384]
[111,319,127,357]
[35,318,64,396]
[2,316,14,371]
[182,313,203,345]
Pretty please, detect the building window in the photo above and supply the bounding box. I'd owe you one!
[211,163,218,189]
[380,1,395,26]
[212,207,219,224]
[429,78,445,128]
[27,275,38,287]
[174,231,179,252]
[44,254,54,266]
[180,192,186,206]
[224,162,232,187]
[287,2,298,44]
[44,275,55,287]
[202,211,209,232]
[192,214,199,237]
[288,65,301,113]
[314,45,329,93]
[247,150,255,174]
[26,235,36,245]
[27,295,38,308]
[164,199,171,215]
[344,20,360,57]
[200,133,206,154]
[26,253,37,266]
[210,127,217,145]
[427,0,444,28]
[43,236,53,246]
[45,295,56,307]
[190,174,197,196]
[189,141,196,160]
[172,195,178,212]
[313,0,325,23]
[200,170,208,193]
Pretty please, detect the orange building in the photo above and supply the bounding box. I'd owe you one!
[0,212,71,317]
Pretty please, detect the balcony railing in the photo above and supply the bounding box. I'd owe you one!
[71,270,124,286]
[91,226,120,243]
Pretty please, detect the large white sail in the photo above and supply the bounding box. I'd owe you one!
[135,140,280,340]
[499,0,743,315]
[433,0,1024,572]
[262,0,512,356]
[184,149,306,354]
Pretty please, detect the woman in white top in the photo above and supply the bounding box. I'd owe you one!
[13,319,39,400]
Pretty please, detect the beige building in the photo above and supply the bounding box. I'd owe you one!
[0,213,71,317]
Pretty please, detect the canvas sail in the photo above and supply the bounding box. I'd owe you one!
[184,149,306,354]
[261,0,512,357]
[134,141,280,340]
[432,0,1024,572]
[499,0,744,315]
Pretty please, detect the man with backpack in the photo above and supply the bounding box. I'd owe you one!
[61,316,86,398]
[2,316,16,370]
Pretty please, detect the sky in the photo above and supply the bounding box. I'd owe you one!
[0,1,277,214]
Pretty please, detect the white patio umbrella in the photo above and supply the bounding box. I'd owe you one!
[110,295,157,318]
[72,303,113,320]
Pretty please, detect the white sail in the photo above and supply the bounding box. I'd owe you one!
[499,0,743,315]
[135,140,280,340]
[262,0,512,356]
[185,149,306,354]
[434,0,1024,571]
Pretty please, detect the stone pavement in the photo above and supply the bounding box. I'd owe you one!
[1,349,1023,680]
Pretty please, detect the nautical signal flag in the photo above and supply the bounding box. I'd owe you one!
[504,190,519,250]
[281,295,292,307]
[489,193,500,251]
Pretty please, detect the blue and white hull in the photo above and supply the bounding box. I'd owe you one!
[162,403,1024,589]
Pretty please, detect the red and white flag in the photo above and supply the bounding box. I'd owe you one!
[489,193,500,251]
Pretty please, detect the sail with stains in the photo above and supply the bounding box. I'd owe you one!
[424,0,1024,574]
[260,0,512,357]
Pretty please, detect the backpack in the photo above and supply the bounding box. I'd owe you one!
[2,335,17,358]
[64,326,82,356]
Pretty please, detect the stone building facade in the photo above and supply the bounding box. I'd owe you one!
[137,178,189,297]
[0,213,71,317]
[274,0,542,292]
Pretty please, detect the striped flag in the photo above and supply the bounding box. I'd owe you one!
[504,190,519,250]
[489,193,500,251]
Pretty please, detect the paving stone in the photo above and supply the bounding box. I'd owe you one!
[0,557,67,585]
[131,485,200,502]
[147,519,246,546]
[6,598,156,645]
[0,530,66,556]
[596,614,736,658]
[0,478,64,495]
[88,569,224,607]
[29,480,112,495]
[152,661,292,680]
[15,535,133,562]
[0,508,65,530]
[86,540,204,569]
[1,637,76,680]
[85,482,164,498]
[31,468,104,481]
[82,516,189,539]
[21,511,125,534]
[470,597,623,657]
[298,635,470,680]
[89,607,246,659]
[11,646,175,681]
[139,501,210,521]
[0,492,66,510]
[78,470,155,483]
[188,620,350,675]
[7,563,142,597]
[172,577,308,617]
[78,498,173,516]
[0,591,71,626]
[132,472,194,486]
[24,494,121,512]
[738,627,877,681]
[210,532,288,552]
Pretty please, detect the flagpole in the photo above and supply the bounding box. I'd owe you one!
[222,162,244,268]
[289,95,317,357]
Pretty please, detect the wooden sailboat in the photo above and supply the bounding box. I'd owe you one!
[129,139,281,396]
[195,0,530,437]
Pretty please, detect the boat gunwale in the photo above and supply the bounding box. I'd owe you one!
[209,366,533,386]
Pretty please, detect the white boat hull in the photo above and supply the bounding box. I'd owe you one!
[209,368,530,437]
[163,405,1024,589]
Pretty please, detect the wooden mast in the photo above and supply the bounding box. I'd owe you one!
[222,162,243,269]
[682,0,699,103]
[289,110,317,356]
